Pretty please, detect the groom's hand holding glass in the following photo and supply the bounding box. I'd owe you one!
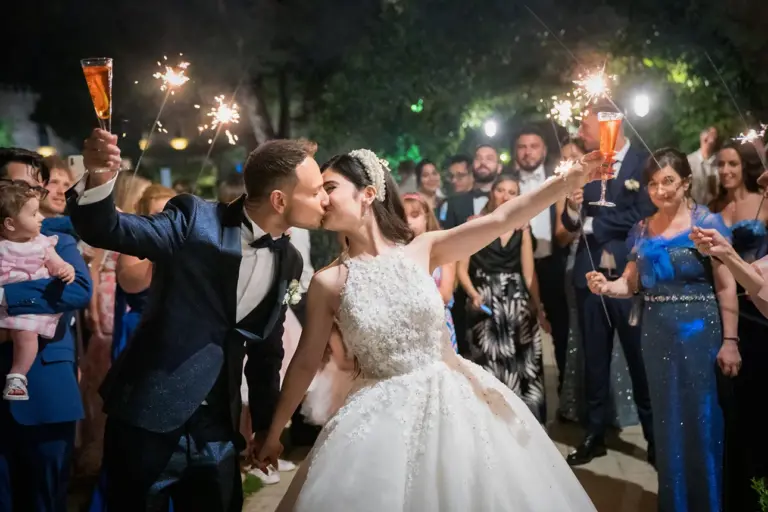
[83,128,122,186]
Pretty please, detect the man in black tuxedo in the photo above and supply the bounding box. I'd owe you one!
[441,145,502,355]
[511,127,570,393]
[561,102,656,466]
[68,130,329,511]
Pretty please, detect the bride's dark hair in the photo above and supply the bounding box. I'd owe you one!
[322,154,414,245]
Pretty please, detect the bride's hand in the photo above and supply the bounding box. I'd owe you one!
[256,435,283,472]
[564,151,606,189]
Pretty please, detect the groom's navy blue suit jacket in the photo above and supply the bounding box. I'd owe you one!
[68,193,302,438]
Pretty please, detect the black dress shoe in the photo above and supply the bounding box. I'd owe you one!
[566,435,607,466]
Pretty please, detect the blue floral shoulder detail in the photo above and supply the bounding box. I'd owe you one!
[629,206,730,288]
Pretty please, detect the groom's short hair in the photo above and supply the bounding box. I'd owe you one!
[243,139,310,201]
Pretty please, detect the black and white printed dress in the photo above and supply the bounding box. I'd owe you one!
[466,230,545,422]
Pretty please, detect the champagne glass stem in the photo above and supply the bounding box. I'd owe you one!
[600,177,607,202]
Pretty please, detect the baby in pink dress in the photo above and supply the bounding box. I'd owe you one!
[0,181,75,400]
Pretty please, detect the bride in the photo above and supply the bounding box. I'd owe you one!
[257,148,604,511]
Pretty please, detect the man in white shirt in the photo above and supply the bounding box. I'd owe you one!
[561,101,656,468]
[67,129,328,511]
[513,127,570,393]
[687,126,720,205]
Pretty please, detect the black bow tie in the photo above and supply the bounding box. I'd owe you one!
[250,233,289,252]
[471,189,489,198]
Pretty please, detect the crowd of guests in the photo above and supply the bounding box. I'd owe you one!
[383,102,768,512]
[1,97,768,512]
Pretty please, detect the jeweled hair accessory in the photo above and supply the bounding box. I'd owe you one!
[349,149,389,202]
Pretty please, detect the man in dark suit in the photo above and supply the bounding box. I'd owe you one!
[0,148,92,511]
[441,145,502,356]
[562,102,656,466]
[68,130,328,511]
[511,127,570,393]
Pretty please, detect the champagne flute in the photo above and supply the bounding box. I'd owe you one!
[589,112,623,207]
[81,58,115,173]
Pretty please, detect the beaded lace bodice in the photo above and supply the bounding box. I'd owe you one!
[337,246,444,378]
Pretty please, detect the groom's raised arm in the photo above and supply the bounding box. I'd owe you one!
[67,129,195,261]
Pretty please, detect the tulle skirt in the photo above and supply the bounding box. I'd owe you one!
[279,350,595,511]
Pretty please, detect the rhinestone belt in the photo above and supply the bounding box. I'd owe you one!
[643,293,716,303]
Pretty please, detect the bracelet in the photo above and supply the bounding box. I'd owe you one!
[723,336,739,343]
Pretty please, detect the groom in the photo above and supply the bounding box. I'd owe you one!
[68,129,328,511]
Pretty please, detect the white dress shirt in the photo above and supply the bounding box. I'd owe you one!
[518,165,552,258]
[687,149,718,206]
[287,227,314,294]
[473,195,489,216]
[566,141,632,271]
[76,175,278,323]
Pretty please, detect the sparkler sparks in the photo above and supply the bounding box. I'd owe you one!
[153,56,190,93]
[206,95,240,129]
[735,124,767,145]
[547,98,582,126]
[554,159,576,176]
[573,67,616,105]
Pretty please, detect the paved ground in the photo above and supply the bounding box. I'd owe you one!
[244,335,658,511]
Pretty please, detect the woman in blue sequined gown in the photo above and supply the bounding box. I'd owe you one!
[710,141,768,511]
[587,149,741,512]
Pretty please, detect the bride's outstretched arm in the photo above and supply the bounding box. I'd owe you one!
[262,272,337,451]
[424,152,605,268]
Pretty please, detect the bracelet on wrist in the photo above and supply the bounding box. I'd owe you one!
[723,336,739,343]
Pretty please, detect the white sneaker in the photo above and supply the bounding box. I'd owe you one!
[277,459,297,472]
[248,466,281,485]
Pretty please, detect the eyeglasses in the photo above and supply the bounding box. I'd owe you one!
[0,178,50,200]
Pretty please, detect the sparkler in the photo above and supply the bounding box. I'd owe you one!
[133,55,191,175]
[573,66,616,105]
[206,95,240,130]
[554,159,575,176]
[197,93,242,182]
[153,56,190,93]
[547,98,582,127]
[735,124,767,145]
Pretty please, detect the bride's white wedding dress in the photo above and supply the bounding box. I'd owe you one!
[279,246,595,511]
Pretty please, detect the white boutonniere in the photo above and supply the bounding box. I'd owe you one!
[283,279,302,305]
[625,179,640,191]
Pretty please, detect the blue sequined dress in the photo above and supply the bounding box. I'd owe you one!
[630,207,729,512]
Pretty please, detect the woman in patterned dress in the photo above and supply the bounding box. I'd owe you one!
[457,173,549,422]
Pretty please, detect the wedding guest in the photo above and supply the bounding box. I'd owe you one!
[218,174,246,204]
[457,174,548,422]
[705,141,768,511]
[0,147,92,511]
[441,145,503,356]
[402,193,456,351]
[511,126,570,391]
[688,126,720,205]
[396,160,418,194]
[562,100,656,466]
[587,148,739,512]
[438,155,474,224]
[414,160,445,213]
[558,138,643,427]
[0,181,75,400]
[171,178,195,195]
